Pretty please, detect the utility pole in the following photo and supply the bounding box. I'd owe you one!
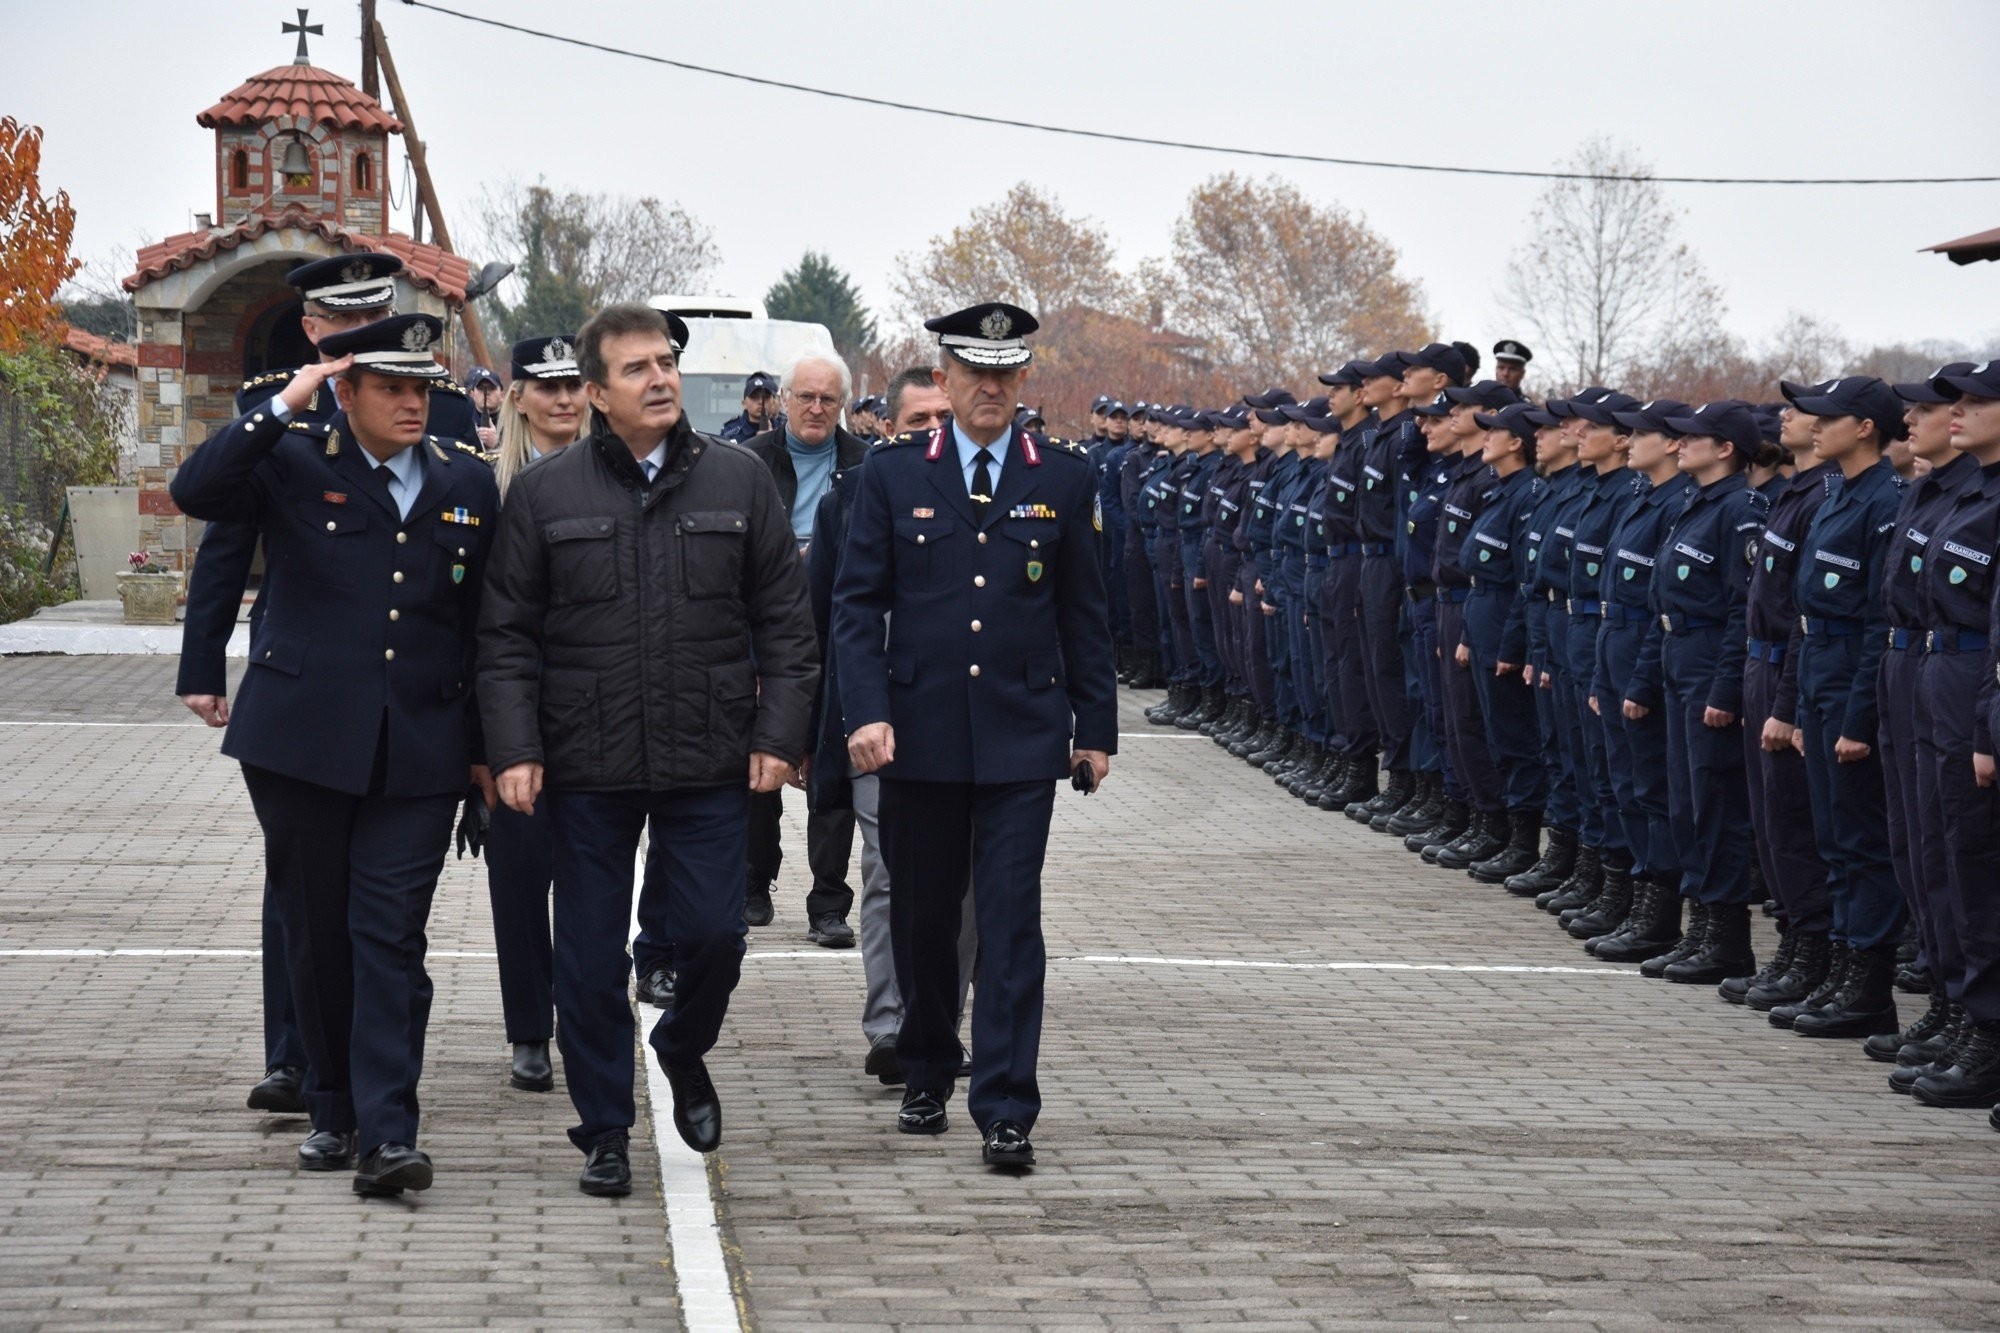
[371,16,494,372]
[359,0,379,98]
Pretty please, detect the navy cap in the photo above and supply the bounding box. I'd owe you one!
[1473,402,1543,449]
[1359,352,1409,381]
[1243,387,1298,410]
[1752,407,1784,446]
[1403,342,1470,385]
[509,336,577,381]
[1411,394,1454,418]
[1183,409,1217,433]
[1662,400,1763,458]
[1777,379,1836,405]
[1544,386,1618,419]
[466,365,502,390]
[1253,406,1290,425]
[1014,404,1047,427]
[1316,361,1367,388]
[1569,391,1644,426]
[1106,401,1130,417]
[1523,406,1562,428]
[1493,339,1533,365]
[1441,380,1522,411]
[1609,399,1694,434]
[318,313,447,379]
[288,251,402,310]
[925,302,1037,369]
[743,371,778,396]
[1303,412,1344,434]
[1091,394,1114,412]
[1933,360,2000,401]
[1893,362,1976,404]
[1788,375,1910,441]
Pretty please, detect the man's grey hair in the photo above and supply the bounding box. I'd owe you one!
[779,353,853,404]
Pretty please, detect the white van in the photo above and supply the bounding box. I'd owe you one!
[648,294,837,435]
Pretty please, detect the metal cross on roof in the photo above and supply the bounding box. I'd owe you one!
[283,7,322,64]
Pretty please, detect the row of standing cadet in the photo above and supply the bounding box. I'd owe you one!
[1074,348,2000,1131]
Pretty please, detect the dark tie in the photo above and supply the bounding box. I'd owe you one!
[970,447,995,523]
[374,463,395,510]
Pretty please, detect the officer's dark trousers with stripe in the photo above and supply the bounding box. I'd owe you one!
[1438,597,1503,814]
[1880,646,1945,980]
[1741,651,1830,934]
[1539,603,1584,835]
[1124,529,1161,668]
[880,777,1056,1134]
[547,784,748,1151]
[1156,533,1195,684]
[1595,614,1659,873]
[1359,553,1411,768]
[1322,553,1373,756]
[1409,593,1461,800]
[1465,588,1550,811]
[484,799,555,1044]
[1797,633,1903,949]
[241,763,456,1154]
[1662,627,1754,905]
[1916,650,2000,1021]
[259,879,306,1072]
[1295,559,1328,744]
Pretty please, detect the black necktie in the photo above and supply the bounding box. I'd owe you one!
[970,447,995,523]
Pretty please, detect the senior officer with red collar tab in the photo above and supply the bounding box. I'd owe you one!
[831,302,1117,1170]
[169,313,499,1199]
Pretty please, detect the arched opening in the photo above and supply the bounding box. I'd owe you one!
[279,135,315,192]
[354,150,373,192]
[230,148,249,190]
[242,298,312,382]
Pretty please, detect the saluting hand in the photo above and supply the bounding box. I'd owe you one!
[848,722,895,775]
[278,355,352,416]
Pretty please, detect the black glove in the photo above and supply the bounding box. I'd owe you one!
[455,784,490,859]
[1070,760,1098,795]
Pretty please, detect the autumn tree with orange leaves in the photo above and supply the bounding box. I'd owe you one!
[0,118,79,356]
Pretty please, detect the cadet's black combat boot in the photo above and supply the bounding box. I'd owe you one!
[1357,769,1414,825]
[1115,645,1134,684]
[1721,923,1793,1005]
[1663,902,1754,985]
[1145,682,1189,725]
[1564,860,1632,939]
[1222,698,1259,744]
[1251,728,1296,770]
[1409,799,1468,854]
[1793,942,1899,1038]
[1867,988,1953,1063]
[1372,770,1430,832]
[1306,751,1349,808]
[1504,824,1576,898]
[1199,693,1239,737]
[1911,1021,2000,1108]
[1331,756,1379,810]
[1748,930,1832,1014]
[1230,713,1275,758]
[1768,941,1852,1029]
[1632,889,1701,973]
[1593,879,1684,961]
[1389,773,1446,835]
[1890,1005,1966,1093]
[1292,746,1332,799]
[1434,809,1505,869]
[1274,734,1317,780]
[1541,845,1601,913]
[1175,685,1223,730]
[1132,650,1165,690]
[1470,807,1542,884]
[1421,807,1485,864]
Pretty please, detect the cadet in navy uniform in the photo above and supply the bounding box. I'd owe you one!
[1782,376,1907,1036]
[1623,402,1769,986]
[170,313,498,1198]
[832,302,1117,1169]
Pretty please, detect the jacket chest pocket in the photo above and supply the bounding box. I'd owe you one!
[678,510,747,599]
[893,515,954,588]
[298,502,366,587]
[545,516,619,606]
[432,523,473,592]
[1001,518,1059,587]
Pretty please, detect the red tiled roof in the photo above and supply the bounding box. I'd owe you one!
[1924,225,2000,266]
[197,63,402,135]
[62,326,138,368]
[124,207,469,302]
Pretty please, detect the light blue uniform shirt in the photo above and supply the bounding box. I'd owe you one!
[952,420,1011,498]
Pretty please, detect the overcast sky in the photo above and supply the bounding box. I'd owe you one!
[14,0,2000,363]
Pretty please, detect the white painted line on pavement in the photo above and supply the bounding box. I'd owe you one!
[1116,731,1208,739]
[1070,954,1635,976]
[0,720,204,728]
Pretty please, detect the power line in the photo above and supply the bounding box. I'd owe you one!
[400,0,1997,187]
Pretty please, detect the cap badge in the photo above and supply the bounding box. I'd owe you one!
[979,309,1013,340]
[340,260,369,284]
[402,322,434,352]
[546,338,571,363]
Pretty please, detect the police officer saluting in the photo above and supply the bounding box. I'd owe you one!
[832,302,1117,1169]
[170,313,500,1198]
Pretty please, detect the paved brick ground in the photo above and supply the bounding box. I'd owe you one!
[2,655,1997,1330]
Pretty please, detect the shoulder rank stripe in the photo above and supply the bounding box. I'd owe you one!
[1020,432,1041,466]
[926,428,946,461]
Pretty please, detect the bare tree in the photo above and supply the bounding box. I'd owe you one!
[888,183,1133,330]
[1157,174,1429,384]
[1758,311,1853,386]
[1501,138,1725,391]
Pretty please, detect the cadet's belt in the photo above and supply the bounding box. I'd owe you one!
[1568,598,1604,617]
[1407,580,1438,603]
[1307,554,1328,571]
[1924,627,1990,656]
[1887,627,1927,654]
[1746,637,1788,665]
[1659,613,1721,634]
[1326,542,1357,558]
[1603,603,1652,625]
[1439,587,1473,604]
[1800,615,1862,638]
[1358,542,1392,557]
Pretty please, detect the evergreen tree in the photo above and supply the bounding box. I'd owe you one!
[765,252,875,359]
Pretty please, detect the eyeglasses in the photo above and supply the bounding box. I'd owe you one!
[788,392,840,410]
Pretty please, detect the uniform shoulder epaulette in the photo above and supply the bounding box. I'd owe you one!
[424,434,489,460]
[242,369,294,390]
[287,418,333,436]
[885,431,924,448]
[431,378,468,398]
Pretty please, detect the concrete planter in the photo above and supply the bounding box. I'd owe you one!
[116,571,180,625]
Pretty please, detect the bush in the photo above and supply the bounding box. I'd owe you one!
[0,339,118,623]
[0,504,72,623]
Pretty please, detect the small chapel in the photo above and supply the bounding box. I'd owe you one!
[122,19,470,571]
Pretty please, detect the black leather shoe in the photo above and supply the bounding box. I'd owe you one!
[510,1040,555,1092]
[981,1119,1035,1169]
[865,1035,903,1085]
[743,887,774,928]
[636,967,676,1008]
[248,1064,307,1114]
[898,1088,949,1135]
[579,1133,632,1197]
[353,1142,432,1196]
[297,1129,355,1172]
[662,1058,722,1152]
[808,913,856,948]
